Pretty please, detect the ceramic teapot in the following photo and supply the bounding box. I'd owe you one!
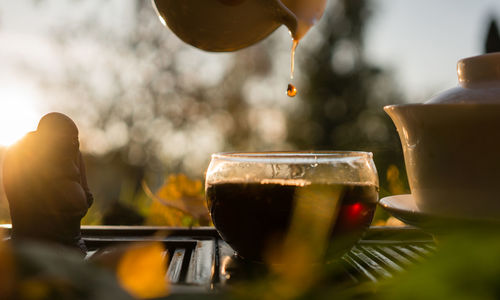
[151,0,327,52]
[384,52,500,220]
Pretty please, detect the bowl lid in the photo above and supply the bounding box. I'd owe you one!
[425,52,500,104]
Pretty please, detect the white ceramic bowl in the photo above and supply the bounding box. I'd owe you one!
[385,53,500,220]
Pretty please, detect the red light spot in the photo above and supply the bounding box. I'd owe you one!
[348,203,363,218]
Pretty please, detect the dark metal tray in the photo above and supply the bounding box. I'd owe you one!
[79,226,435,294]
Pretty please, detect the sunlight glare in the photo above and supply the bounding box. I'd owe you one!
[0,89,39,147]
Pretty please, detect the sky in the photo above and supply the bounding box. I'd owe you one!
[0,0,136,146]
[0,0,499,146]
[365,0,500,101]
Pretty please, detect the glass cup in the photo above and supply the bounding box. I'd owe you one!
[205,151,379,262]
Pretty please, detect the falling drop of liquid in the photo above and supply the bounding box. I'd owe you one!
[287,84,297,97]
[287,39,299,98]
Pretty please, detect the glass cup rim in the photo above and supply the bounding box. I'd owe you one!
[211,151,373,164]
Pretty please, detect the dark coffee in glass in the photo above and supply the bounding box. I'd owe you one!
[205,152,379,262]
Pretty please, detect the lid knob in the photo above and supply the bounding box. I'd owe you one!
[458,52,500,88]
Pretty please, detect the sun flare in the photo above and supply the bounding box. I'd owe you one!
[0,90,40,147]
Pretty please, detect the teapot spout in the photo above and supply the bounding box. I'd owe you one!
[273,0,299,39]
[279,0,328,41]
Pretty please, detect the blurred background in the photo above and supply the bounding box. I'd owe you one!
[0,0,499,225]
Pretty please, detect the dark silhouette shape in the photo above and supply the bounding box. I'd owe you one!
[485,19,500,53]
[2,112,93,254]
[102,201,144,226]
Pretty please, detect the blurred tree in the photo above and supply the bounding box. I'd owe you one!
[485,19,500,53]
[29,0,409,224]
[37,0,406,176]
[40,0,260,176]
[34,0,284,220]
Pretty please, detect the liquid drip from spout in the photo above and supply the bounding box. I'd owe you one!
[290,39,299,79]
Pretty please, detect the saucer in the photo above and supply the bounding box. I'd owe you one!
[379,194,500,230]
[379,194,435,228]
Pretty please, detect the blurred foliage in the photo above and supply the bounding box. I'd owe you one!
[40,0,263,176]
[375,226,500,300]
[145,174,210,227]
[0,236,135,300]
[0,232,170,299]
[195,226,500,300]
[36,0,406,170]
[92,241,169,299]
[164,226,500,300]
[0,0,412,226]
[102,201,145,226]
[116,242,169,299]
[3,217,500,300]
